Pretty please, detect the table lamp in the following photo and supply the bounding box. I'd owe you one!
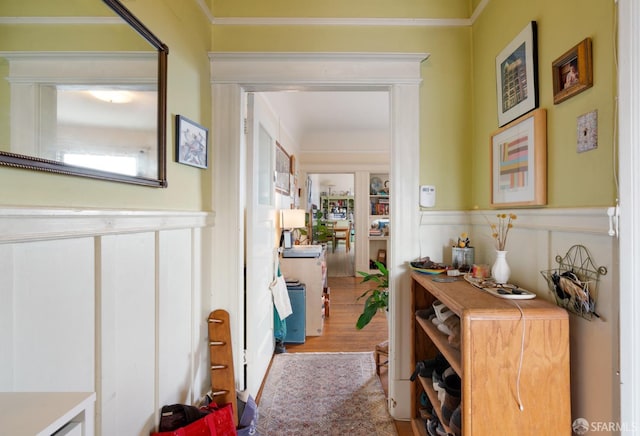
[281,209,306,248]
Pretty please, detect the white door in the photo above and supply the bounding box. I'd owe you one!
[244,92,278,397]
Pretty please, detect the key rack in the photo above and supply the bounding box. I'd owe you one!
[208,309,238,426]
[541,244,607,321]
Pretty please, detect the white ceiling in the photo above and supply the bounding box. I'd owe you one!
[261,90,390,143]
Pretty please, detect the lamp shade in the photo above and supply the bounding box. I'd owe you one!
[281,209,306,229]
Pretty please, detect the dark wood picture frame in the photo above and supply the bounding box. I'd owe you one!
[490,108,547,208]
[496,21,538,127]
[552,38,593,104]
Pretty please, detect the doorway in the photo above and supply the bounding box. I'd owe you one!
[308,172,356,277]
[210,52,426,419]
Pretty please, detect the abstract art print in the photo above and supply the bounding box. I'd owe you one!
[490,109,547,208]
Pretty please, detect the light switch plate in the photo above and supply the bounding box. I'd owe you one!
[577,110,598,153]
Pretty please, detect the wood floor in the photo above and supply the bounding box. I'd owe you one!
[284,275,413,436]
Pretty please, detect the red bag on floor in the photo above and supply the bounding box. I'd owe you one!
[151,403,237,436]
[202,403,237,436]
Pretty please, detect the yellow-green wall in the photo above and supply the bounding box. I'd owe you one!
[0,0,616,212]
[0,0,212,211]
[212,24,472,211]
[471,0,616,208]
[212,0,615,211]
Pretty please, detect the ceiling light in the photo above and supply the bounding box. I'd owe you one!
[88,90,133,104]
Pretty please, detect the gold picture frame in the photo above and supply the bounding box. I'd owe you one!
[490,109,547,208]
[552,38,593,104]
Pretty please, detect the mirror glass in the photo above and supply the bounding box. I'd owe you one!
[0,0,168,187]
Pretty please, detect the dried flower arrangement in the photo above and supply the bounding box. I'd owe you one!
[488,213,517,251]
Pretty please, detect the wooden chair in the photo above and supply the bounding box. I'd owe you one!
[375,340,389,375]
[333,220,351,252]
[323,220,335,250]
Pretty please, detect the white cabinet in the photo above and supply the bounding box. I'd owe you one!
[0,392,96,436]
[279,247,327,336]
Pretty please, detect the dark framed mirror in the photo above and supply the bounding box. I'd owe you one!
[0,0,168,187]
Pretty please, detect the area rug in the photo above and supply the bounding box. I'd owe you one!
[257,352,397,436]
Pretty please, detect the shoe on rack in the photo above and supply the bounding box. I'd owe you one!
[426,416,442,436]
[441,371,461,426]
[416,306,435,319]
[449,404,462,436]
[444,315,461,348]
[410,353,449,381]
[432,300,455,327]
[436,367,457,404]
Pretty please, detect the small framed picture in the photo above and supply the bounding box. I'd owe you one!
[490,108,547,208]
[495,21,538,127]
[176,115,208,169]
[275,141,290,195]
[552,38,593,105]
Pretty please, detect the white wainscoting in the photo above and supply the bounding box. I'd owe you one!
[0,207,214,436]
[415,207,619,427]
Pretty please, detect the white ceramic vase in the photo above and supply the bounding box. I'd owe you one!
[492,250,511,284]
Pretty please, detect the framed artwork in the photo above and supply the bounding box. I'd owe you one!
[552,38,593,104]
[275,141,290,195]
[176,115,208,169]
[490,108,547,208]
[496,21,538,127]
[290,154,296,174]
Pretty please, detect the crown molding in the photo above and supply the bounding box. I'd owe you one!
[200,0,490,26]
[211,17,470,27]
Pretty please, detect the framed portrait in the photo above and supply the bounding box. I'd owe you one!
[490,108,547,208]
[275,141,290,195]
[552,38,593,104]
[495,21,538,127]
[176,115,208,169]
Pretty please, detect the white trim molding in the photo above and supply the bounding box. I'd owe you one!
[0,208,214,243]
[209,52,428,86]
[617,0,640,431]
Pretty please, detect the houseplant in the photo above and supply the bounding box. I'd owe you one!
[355,261,389,329]
[309,210,333,244]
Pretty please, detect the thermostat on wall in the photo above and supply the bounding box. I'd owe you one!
[420,185,436,208]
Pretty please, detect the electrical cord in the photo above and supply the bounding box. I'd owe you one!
[511,300,526,412]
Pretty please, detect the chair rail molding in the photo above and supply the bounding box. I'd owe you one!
[0,207,213,243]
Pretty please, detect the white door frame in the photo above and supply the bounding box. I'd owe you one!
[617,0,640,431]
[209,52,427,419]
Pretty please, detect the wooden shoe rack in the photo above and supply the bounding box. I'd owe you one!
[410,271,571,436]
